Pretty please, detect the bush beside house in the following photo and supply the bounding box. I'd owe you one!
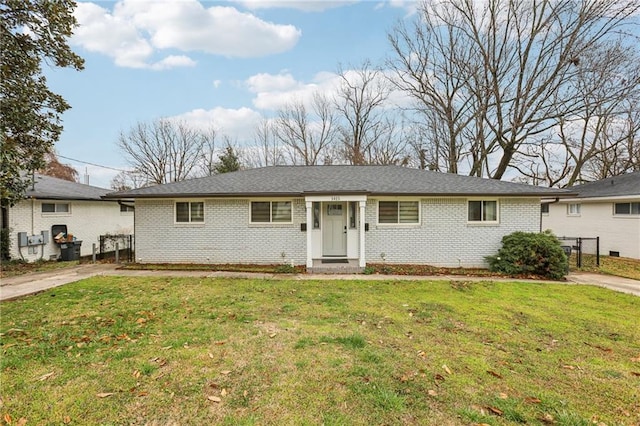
[486,231,568,279]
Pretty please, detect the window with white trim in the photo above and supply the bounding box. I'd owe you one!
[251,201,292,223]
[42,203,70,213]
[468,200,498,222]
[176,201,204,223]
[614,202,640,215]
[378,201,419,224]
[567,203,581,216]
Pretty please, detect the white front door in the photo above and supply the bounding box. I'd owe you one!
[323,203,347,256]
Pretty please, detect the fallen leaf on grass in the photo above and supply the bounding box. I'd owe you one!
[562,365,575,370]
[214,340,226,345]
[487,406,503,416]
[269,333,277,338]
[4,413,12,424]
[539,413,555,424]
[442,365,452,375]
[427,390,438,396]
[486,370,502,379]
[221,389,227,397]
[220,370,231,375]
[133,370,141,379]
[17,418,27,426]
[498,393,508,399]
[37,372,54,381]
[631,355,640,362]
[208,353,214,359]
[137,392,148,397]
[207,396,221,403]
[136,318,146,324]
[630,371,640,377]
[525,397,542,403]
[96,393,114,398]
[63,416,71,424]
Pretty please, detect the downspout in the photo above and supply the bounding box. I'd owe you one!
[540,197,560,232]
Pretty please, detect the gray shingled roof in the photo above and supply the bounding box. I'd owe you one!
[24,174,110,201]
[105,166,571,199]
[568,172,640,199]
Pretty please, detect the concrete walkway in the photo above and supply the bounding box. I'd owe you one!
[1,263,639,301]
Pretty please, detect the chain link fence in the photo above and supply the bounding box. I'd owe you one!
[557,236,600,269]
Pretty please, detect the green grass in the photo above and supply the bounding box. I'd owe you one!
[1,277,639,425]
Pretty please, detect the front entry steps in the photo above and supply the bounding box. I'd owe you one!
[308,258,363,274]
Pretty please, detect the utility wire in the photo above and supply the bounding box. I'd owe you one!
[58,155,128,173]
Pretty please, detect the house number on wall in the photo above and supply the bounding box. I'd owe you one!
[331,196,341,201]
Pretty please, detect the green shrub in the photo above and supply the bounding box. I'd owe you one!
[486,231,568,279]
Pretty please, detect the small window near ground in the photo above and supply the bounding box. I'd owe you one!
[176,201,204,223]
[378,201,419,224]
[567,203,581,216]
[468,200,498,222]
[541,203,549,214]
[251,201,292,223]
[614,202,640,215]
[42,203,70,214]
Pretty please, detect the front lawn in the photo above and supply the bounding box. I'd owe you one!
[1,278,639,425]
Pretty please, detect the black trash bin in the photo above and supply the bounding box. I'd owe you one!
[60,241,82,261]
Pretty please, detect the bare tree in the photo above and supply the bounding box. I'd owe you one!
[514,40,640,186]
[247,118,284,168]
[110,170,149,191]
[273,93,337,165]
[388,0,640,179]
[335,61,394,165]
[117,119,208,184]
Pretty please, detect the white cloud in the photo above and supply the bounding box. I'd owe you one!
[236,0,356,12]
[170,107,264,141]
[73,0,302,69]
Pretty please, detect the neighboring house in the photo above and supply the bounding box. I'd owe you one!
[106,166,570,271]
[1,174,134,262]
[541,172,640,259]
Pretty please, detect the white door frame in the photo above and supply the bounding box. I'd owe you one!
[305,195,367,268]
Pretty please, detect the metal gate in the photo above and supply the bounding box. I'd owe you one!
[557,236,600,268]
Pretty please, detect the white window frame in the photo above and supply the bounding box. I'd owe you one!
[567,203,581,216]
[613,202,640,216]
[41,202,71,215]
[175,201,205,224]
[467,199,499,224]
[250,200,293,224]
[376,200,420,225]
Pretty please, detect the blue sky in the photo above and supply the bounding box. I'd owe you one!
[46,0,417,188]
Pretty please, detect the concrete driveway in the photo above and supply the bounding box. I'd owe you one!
[1,263,639,301]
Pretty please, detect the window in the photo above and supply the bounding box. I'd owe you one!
[312,202,321,229]
[378,201,419,224]
[567,203,581,215]
[176,201,204,223]
[468,200,498,222]
[251,201,292,223]
[349,201,357,229]
[540,203,549,214]
[42,203,70,213]
[614,202,640,215]
[120,204,134,213]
